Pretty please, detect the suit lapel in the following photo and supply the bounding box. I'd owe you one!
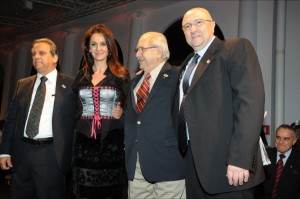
[270,149,278,173]
[52,73,67,119]
[179,53,194,80]
[24,76,37,116]
[187,38,221,94]
[131,63,172,114]
[283,149,296,172]
[131,73,143,113]
[145,63,171,106]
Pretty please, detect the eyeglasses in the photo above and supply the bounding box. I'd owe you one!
[182,19,213,31]
[135,46,157,53]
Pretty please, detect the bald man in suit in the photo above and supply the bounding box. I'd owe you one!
[175,7,265,198]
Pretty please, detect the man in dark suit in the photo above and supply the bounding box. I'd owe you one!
[176,7,265,198]
[125,32,185,198]
[0,38,75,199]
[263,124,300,199]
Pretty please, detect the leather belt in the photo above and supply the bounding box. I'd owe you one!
[23,137,53,145]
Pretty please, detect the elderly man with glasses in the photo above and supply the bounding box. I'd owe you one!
[124,32,185,199]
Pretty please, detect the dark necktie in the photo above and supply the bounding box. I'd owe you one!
[26,76,48,139]
[271,153,285,199]
[178,53,200,156]
[136,73,151,113]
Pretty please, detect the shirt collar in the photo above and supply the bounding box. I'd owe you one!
[195,36,216,57]
[147,61,165,81]
[37,69,57,84]
[277,148,292,159]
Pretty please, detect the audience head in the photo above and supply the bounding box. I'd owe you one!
[182,7,215,52]
[290,120,300,140]
[135,32,169,73]
[275,124,297,154]
[31,38,58,75]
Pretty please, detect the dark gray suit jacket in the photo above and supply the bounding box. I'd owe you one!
[125,62,184,182]
[0,72,76,172]
[175,37,265,194]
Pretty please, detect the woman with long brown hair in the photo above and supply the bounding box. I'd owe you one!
[72,24,129,199]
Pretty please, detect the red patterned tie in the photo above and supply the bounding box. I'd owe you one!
[271,153,285,198]
[136,73,151,113]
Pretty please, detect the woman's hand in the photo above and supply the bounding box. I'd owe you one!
[112,102,123,119]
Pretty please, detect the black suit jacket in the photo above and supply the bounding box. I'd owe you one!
[263,147,300,199]
[125,62,184,182]
[174,37,265,194]
[0,72,76,172]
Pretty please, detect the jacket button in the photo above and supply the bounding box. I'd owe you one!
[135,139,138,143]
[137,121,141,125]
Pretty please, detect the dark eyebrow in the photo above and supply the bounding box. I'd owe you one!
[276,135,291,139]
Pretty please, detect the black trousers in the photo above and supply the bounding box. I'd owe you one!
[11,142,66,199]
[185,146,254,199]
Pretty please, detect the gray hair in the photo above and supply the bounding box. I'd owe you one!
[142,32,170,61]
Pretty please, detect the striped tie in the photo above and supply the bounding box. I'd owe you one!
[136,73,151,113]
[271,154,285,198]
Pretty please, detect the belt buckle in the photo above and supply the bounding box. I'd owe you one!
[33,139,42,145]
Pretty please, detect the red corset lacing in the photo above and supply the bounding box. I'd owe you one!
[91,87,101,139]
